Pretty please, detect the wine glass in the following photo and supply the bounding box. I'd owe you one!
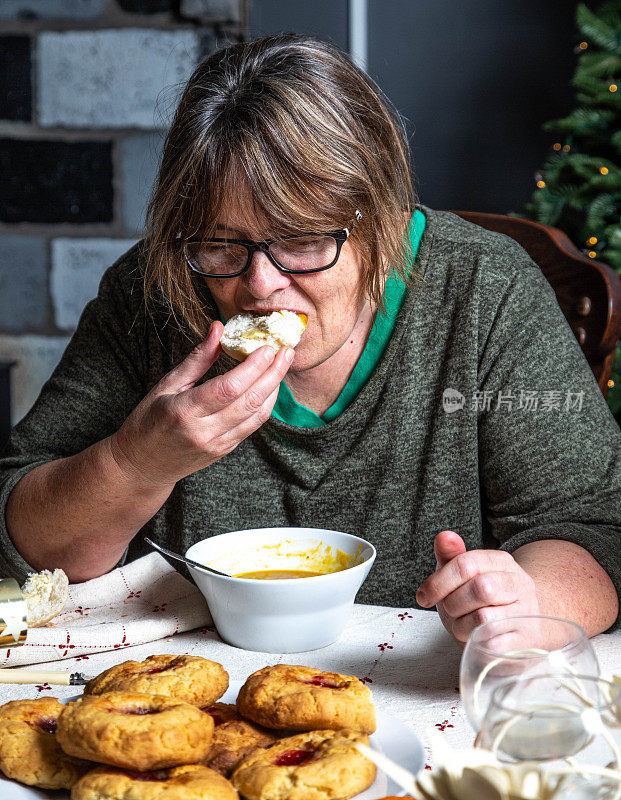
[460,615,599,732]
[477,674,621,798]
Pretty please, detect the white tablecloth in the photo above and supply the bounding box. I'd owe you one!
[0,604,619,766]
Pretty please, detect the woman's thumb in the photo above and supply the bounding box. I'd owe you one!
[434,530,467,569]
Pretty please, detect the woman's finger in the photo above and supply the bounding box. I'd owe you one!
[181,345,291,418]
[451,602,520,644]
[417,549,516,608]
[441,570,521,619]
[475,620,545,657]
[214,385,281,452]
[213,346,294,423]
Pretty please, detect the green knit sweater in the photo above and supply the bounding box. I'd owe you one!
[1,207,619,626]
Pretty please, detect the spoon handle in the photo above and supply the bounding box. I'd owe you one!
[143,537,230,577]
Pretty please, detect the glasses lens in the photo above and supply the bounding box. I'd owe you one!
[269,236,337,271]
[186,241,248,275]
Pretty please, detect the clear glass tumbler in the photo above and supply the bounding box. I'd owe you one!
[477,674,621,798]
[460,615,599,732]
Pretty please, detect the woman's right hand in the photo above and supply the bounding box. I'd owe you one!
[109,321,294,490]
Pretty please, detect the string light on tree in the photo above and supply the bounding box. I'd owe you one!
[522,1,621,416]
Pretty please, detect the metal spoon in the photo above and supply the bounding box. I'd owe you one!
[144,537,231,577]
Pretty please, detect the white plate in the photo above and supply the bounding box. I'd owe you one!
[0,680,424,798]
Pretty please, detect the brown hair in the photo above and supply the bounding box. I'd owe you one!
[144,33,417,339]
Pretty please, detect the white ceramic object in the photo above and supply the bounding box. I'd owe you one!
[185,527,376,652]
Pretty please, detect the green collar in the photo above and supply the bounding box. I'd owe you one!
[272,209,426,427]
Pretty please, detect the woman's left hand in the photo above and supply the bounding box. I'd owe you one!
[416,530,540,644]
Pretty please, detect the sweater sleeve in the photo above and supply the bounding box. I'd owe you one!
[476,248,621,630]
[0,245,151,582]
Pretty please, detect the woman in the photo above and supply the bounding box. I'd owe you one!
[0,35,619,643]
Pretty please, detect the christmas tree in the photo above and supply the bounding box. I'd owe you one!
[521,0,621,415]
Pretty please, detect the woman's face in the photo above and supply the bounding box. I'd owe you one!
[203,202,373,373]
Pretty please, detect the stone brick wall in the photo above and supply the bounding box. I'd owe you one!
[0,0,245,425]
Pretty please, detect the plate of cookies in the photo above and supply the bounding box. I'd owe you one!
[0,655,424,799]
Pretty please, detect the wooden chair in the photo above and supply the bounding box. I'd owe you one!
[451,211,621,399]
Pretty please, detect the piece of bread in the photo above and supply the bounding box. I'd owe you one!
[220,310,307,361]
[21,568,69,627]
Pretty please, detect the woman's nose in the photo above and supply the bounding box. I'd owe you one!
[242,249,291,298]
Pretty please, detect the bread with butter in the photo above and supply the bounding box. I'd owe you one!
[220,310,307,361]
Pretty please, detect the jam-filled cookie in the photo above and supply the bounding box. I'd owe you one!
[202,702,278,776]
[56,691,213,771]
[84,654,229,707]
[0,697,91,790]
[236,665,376,733]
[72,764,239,800]
[230,729,376,800]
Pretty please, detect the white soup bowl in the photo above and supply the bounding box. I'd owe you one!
[185,527,376,653]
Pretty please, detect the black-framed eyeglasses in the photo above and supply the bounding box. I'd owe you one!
[183,210,362,278]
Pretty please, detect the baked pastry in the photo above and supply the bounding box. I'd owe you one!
[56,691,214,771]
[71,764,239,800]
[230,729,376,800]
[202,702,278,776]
[0,697,91,789]
[21,568,69,627]
[220,310,307,360]
[236,665,376,733]
[84,654,228,707]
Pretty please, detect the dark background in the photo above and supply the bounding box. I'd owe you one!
[251,0,579,213]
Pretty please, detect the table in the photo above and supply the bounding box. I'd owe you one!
[0,605,619,764]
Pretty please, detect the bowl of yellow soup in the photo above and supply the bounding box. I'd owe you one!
[185,527,376,652]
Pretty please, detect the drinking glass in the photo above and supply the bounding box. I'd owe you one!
[460,615,599,731]
[478,674,621,798]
